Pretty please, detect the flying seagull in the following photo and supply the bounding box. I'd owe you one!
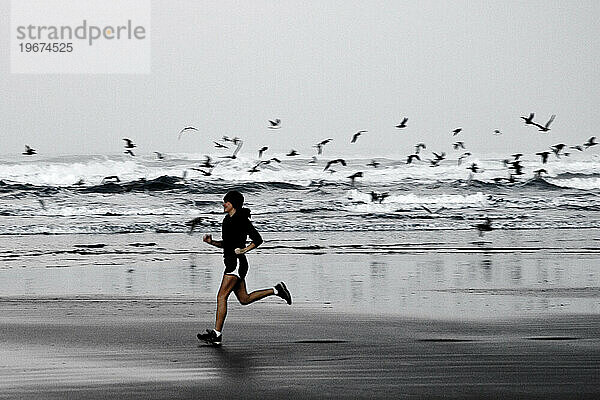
[457,152,471,165]
[200,156,215,168]
[351,130,367,143]
[123,138,136,148]
[584,136,597,149]
[370,191,389,204]
[213,141,229,149]
[314,139,333,155]
[406,154,421,164]
[178,126,198,140]
[507,160,524,175]
[268,119,281,129]
[551,143,566,157]
[286,149,300,157]
[453,141,465,150]
[395,118,408,129]
[536,151,550,164]
[261,157,281,165]
[452,128,462,136]
[124,149,135,156]
[258,146,269,158]
[154,151,165,160]
[22,145,36,155]
[414,143,426,154]
[432,152,446,161]
[534,114,555,132]
[220,140,243,159]
[467,162,481,173]
[192,167,215,176]
[366,159,380,168]
[248,163,262,174]
[324,158,346,171]
[520,113,535,125]
[347,171,363,185]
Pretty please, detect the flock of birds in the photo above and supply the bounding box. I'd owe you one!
[19,114,597,185]
[18,114,598,238]
[19,113,598,186]
[171,114,596,185]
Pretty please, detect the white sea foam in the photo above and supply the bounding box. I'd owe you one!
[345,189,490,213]
[547,177,600,190]
[39,205,183,217]
[0,158,141,186]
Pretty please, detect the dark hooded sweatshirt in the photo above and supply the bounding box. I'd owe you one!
[221,208,263,258]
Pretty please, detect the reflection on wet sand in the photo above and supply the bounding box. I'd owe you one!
[1,239,599,319]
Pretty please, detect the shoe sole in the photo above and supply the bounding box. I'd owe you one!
[198,338,222,346]
[197,334,222,346]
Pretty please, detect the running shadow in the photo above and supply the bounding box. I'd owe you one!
[199,345,257,380]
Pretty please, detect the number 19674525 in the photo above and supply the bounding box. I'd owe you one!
[19,42,73,52]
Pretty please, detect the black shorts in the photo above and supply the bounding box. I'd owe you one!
[223,255,248,280]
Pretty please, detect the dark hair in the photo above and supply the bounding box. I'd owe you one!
[224,190,244,210]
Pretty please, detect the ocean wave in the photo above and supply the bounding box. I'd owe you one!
[546,177,600,190]
[445,177,592,191]
[0,176,308,196]
[0,181,63,194]
[81,175,185,193]
[1,154,599,237]
[555,172,600,179]
[2,154,600,191]
[516,177,567,190]
[448,179,502,190]
[185,180,307,194]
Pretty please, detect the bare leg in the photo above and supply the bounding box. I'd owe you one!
[234,280,275,305]
[215,274,240,332]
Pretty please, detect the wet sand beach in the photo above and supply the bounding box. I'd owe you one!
[1,231,599,398]
[1,299,600,399]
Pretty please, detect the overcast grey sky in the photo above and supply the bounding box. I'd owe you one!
[1,0,598,158]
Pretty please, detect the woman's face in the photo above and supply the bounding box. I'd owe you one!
[223,201,234,213]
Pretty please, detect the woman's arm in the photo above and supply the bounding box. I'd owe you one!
[203,234,223,248]
[234,221,263,255]
[234,242,256,255]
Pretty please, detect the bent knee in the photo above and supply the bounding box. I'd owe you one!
[237,297,251,305]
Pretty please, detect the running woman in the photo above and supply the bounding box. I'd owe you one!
[197,190,292,345]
